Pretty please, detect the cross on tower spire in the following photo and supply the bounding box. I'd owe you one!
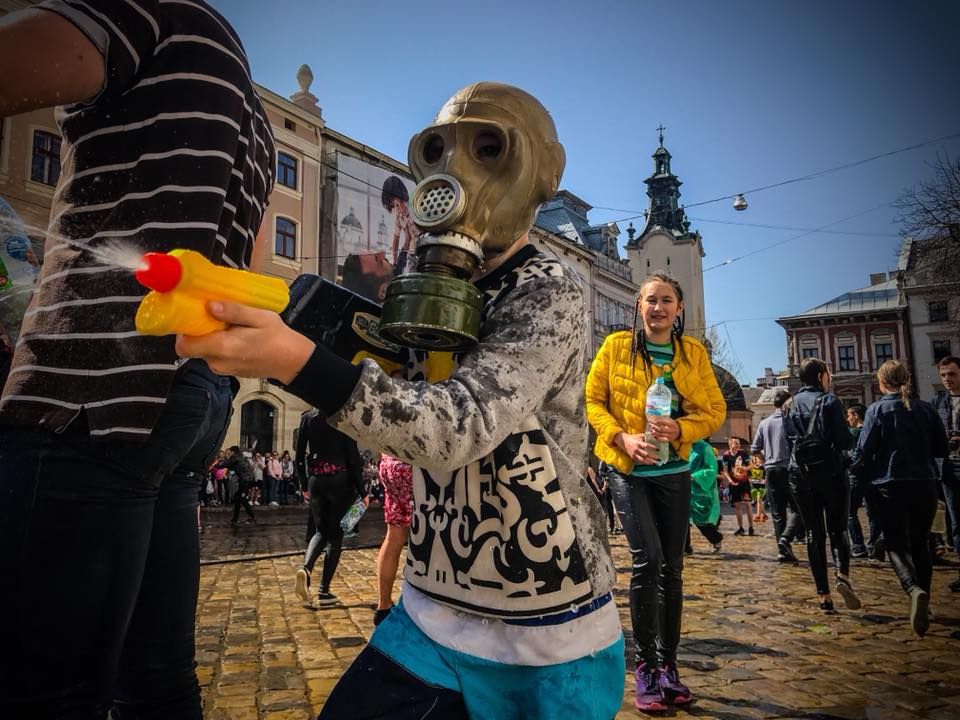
[656,123,666,147]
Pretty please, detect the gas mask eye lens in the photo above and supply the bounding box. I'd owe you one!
[423,134,444,164]
[473,132,502,161]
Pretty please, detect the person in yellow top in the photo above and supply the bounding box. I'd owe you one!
[586,272,725,712]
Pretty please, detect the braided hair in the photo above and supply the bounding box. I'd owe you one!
[630,272,688,372]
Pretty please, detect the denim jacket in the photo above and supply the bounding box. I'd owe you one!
[850,393,948,485]
[784,387,850,472]
[933,391,960,433]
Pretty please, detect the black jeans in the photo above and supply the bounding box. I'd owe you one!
[788,469,851,595]
[874,478,939,594]
[766,466,801,545]
[942,459,960,552]
[319,645,468,719]
[609,469,691,667]
[0,359,233,719]
[304,471,358,592]
[848,471,881,553]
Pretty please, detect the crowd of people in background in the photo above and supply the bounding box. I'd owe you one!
[203,448,299,510]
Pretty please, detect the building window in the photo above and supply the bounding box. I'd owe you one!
[277,152,298,190]
[933,339,952,363]
[284,118,296,132]
[874,342,894,366]
[275,217,297,259]
[31,130,61,186]
[799,334,821,361]
[929,300,949,323]
[837,345,856,372]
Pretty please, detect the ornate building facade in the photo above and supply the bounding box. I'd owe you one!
[776,271,910,406]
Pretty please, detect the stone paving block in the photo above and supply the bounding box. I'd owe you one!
[212,694,257,710]
[215,682,259,697]
[261,710,311,720]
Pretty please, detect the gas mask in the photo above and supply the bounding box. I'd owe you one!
[378,82,566,351]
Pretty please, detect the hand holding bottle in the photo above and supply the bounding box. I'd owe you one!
[615,432,661,466]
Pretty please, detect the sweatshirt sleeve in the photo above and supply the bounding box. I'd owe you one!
[326,274,584,471]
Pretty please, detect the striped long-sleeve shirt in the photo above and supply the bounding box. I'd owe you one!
[0,0,275,440]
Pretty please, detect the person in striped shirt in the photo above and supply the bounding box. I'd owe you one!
[0,2,274,717]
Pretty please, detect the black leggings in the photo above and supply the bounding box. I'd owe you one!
[687,522,723,549]
[609,469,691,667]
[873,478,938,594]
[304,471,358,592]
[788,470,850,595]
[231,485,255,522]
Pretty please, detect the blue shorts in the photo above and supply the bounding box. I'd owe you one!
[367,600,625,720]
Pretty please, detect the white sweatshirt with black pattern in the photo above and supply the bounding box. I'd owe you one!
[329,245,616,618]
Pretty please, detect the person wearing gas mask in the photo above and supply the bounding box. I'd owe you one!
[177,82,623,720]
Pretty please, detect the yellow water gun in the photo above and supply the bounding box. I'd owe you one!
[134,249,289,336]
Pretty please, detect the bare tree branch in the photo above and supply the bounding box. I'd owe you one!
[895,152,960,333]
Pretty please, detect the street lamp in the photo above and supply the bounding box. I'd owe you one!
[733,194,748,211]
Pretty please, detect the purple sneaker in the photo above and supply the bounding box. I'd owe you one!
[658,663,693,705]
[635,663,667,712]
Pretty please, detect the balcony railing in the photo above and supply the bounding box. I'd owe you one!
[595,253,633,281]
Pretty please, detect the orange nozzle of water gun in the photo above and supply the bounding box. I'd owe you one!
[134,249,290,337]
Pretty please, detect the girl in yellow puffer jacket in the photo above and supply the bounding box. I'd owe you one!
[586,273,725,712]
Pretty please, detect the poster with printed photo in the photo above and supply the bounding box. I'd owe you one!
[335,153,418,303]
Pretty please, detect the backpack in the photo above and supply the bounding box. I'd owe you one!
[792,396,842,477]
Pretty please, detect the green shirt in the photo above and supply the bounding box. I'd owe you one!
[631,340,691,478]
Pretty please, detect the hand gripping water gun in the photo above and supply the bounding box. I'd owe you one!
[134,249,289,336]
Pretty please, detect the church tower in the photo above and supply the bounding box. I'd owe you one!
[625,127,706,341]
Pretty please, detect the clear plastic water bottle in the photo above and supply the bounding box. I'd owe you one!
[645,377,673,465]
[340,497,367,533]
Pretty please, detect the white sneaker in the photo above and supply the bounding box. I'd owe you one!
[269,501,279,507]
[295,568,311,605]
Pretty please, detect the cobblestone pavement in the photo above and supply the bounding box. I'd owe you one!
[196,510,960,719]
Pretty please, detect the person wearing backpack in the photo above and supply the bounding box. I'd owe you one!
[786,358,861,613]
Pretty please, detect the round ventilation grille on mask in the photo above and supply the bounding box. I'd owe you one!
[412,175,465,228]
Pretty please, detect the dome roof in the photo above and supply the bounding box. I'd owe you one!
[340,207,362,231]
[712,363,747,412]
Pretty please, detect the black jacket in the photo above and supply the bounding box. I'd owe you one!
[295,409,364,497]
[222,453,254,488]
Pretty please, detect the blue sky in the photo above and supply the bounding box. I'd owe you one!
[212,0,960,383]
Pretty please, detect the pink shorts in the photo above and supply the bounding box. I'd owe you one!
[379,455,413,527]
